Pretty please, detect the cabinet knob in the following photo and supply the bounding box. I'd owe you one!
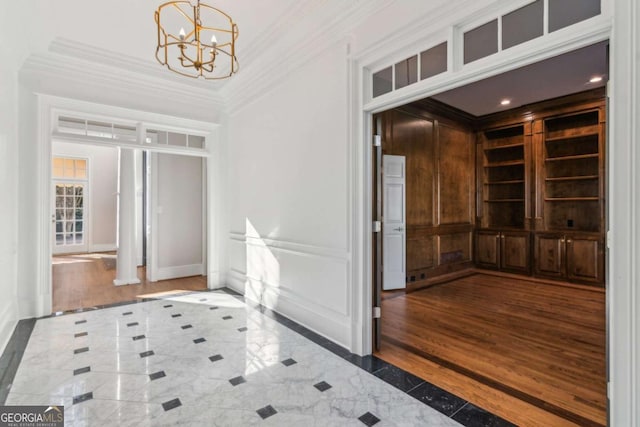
[566,239,572,244]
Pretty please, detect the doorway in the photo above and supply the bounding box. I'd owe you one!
[371,42,608,426]
[48,112,212,312]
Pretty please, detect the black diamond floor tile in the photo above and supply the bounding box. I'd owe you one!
[199,298,207,302]
[181,324,193,330]
[237,327,248,332]
[74,332,87,338]
[149,371,166,381]
[163,304,173,308]
[193,338,206,344]
[281,358,297,367]
[209,354,223,362]
[140,350,155,358]
[209,306,219,310]
[126,322,139,327]
[73,366,90,376]
[162,398,182,411]
[229,376,246,386]
[72,392,93,405]
[222,315,232,320]
[74,320,87,325]
[313,381,332,392]
[358,412,380,426]
[132,335,146,341]
[74,347,89,354]
[256,405,277,419]
[123,312,133,316]
[171,314,182,318]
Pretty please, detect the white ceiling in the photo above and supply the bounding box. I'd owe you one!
[29,0,299,85]
[431,41,609,117]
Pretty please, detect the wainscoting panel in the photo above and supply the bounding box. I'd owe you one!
[227,234,352,349]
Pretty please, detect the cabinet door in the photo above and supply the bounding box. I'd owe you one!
[534,233,565,278]
[476,231,500,269]
[501,232,531,274]
[566,235,603,285]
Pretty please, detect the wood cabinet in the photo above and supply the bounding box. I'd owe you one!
[476,230,530,274]
[534,233,603,284]
[475,91,605,286]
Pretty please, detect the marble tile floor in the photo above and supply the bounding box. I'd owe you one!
[2,290,513,426]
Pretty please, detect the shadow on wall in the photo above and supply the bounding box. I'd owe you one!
[244,218,281,310]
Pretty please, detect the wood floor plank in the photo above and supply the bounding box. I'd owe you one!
[52,253,207,312]
[378,273,606,426]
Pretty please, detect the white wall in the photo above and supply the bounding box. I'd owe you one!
[226,39,351,345]
[154,153,204,280]
[0,2,30,352]
[52,142,118,252]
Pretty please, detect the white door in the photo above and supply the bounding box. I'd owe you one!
[382,155,406,290]
[52,181,88,254]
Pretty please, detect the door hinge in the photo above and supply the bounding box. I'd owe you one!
[606,230,611,249]
[373,221,382,232]
[373,306,381,319]
[373,134,381,147]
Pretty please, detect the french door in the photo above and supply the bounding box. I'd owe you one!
[52,181,87,254]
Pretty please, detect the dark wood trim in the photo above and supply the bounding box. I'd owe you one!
[476,88,606,129]
[406,98,477,128]
[407,223,473,238]
[470,268,605,293]
[406,263,475,292]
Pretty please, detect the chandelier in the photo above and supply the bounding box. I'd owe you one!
[155,0,239,80]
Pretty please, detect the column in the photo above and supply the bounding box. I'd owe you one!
[114,147,141,286]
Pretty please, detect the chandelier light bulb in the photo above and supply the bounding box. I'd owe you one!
[210,34,217,47]
[179,27,186,41]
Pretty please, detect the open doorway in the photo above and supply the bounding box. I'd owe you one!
[372,42,608,426]
[50,122,209,312]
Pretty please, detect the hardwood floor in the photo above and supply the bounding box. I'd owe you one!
[52,253,207,312]
[377,273,606,427]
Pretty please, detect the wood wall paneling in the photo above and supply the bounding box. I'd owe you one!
[438,124,475,225]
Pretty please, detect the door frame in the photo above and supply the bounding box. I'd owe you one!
[351,2,638,424]
[35,95,222,316]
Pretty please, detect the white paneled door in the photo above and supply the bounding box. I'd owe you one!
[382,155,406,290]
[52,182,87,254]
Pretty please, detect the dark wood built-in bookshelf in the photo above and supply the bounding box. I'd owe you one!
[476,92,605,286]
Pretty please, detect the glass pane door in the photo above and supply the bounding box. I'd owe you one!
[54,183,86,250]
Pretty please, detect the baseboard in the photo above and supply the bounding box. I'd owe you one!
[113,278,142,286]
[406,266,476,293]
[227,269,352,350]
[88,243,117,253]
[156,263,204,281]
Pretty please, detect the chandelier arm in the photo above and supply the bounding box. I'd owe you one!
[178,48,199,67]
[170,3,195,25]
[155,1,238,79]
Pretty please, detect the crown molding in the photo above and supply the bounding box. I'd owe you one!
[221,0,391,114]
[20,50,225,122]
[49,37,226,93]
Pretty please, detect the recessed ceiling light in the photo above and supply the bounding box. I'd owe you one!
[589,76,603,83]
[500,99,511,106]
